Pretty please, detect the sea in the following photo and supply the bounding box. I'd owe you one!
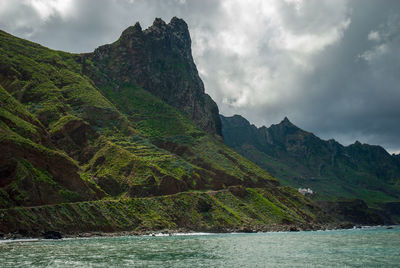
[1,225,399,267]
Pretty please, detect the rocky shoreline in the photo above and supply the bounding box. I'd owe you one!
[0,222,361,241]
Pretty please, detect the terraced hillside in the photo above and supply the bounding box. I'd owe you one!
[0,18,328,236]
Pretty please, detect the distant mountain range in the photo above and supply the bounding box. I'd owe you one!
[221,114,400,223]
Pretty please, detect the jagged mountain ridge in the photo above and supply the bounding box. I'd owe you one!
[0,19,328,235]
[221,114,400,207]
[84,17,221,137]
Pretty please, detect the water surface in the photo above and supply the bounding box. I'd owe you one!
[1,226,399,267]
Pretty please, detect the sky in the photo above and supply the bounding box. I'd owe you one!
[0,0,399,153]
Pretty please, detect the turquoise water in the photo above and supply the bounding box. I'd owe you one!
[1,226,399,267]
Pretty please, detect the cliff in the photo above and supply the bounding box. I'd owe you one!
[85,17,221,137]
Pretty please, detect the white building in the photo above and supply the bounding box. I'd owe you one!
[298,188,314,196]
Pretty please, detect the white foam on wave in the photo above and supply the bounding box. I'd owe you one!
[0,238,40,244]
[147,232,216,237]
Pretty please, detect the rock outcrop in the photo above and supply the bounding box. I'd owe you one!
[87,17,222,137]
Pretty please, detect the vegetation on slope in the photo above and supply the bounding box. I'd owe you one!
[0,22,327,235]
[0,186,326,236]
[221,114,400,208]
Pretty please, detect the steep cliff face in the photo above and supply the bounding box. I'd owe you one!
[221,114,400,208]
[87,17,221,137]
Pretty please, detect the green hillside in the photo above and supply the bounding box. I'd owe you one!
[0,19,328,236]
[221,114,400,221]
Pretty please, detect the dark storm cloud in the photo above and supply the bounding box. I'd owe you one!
[0,0,223,52]
[0,0,399,152]
[288,0,400,152]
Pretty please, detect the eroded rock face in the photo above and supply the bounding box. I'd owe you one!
[50,118,99,163]
[87,17,222,137]
[0,140,105,208]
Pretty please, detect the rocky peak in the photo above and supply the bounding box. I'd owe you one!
[145,17,188,36]
[120,22,142,38]
[144,18,169,37]
[282,116,290,123]
[143,17,192,60]
[118,22,144,50]
[267,117,300,138]
[279,116,297,128]
[152,17,167,28]
[87,17,222,137]
[221,114,251,128]
[170,16,188,29]
[347,140,389,156]
[220,114,259,147]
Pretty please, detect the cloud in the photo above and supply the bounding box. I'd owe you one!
[291,1,400,152]
[190,0,351,112]
[0,0,399,152]
[29,0,75,19]
[368,30,380,42]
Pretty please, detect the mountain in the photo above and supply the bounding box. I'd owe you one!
[221,114,400,223]
[0,18,329,237]
[84,17,221,137]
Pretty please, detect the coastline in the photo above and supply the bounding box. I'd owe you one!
[0,222,359,241]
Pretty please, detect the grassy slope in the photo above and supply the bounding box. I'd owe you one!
[236,144,400,206]
[98,84,277,185]
[0,186,323,235]
[0,30,325,234]
[0,85,105,207]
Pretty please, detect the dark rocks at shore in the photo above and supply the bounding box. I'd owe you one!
[3,222,391,240]
[316,199,393,225]
[43,231,63,240]
[337,222,355,229]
